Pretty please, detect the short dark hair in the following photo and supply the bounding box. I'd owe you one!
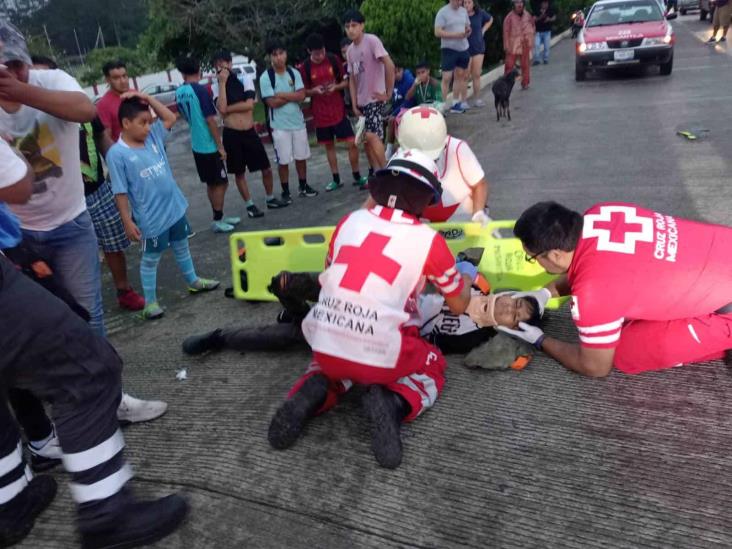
[340,37,352,49]
[175,55,200,75]
[415,59,431,70]
[102,60,126,77]
[30,54,57,69]
[118,97,149,126]
[305,33,325,52]
[513,201,584,254]
[342,8,365,24]
[522,297,542,327]
[211,50,232,64]
[266,40,286,55]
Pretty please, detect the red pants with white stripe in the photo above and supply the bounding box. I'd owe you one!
[613,312,732,374]
[288,329,447,422]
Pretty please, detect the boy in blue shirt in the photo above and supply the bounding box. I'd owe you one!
[175,55,240,234]
[385,62,415,159]
[260,40,318,199]
[108,92,219,320]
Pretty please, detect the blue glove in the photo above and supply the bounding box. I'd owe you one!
[455,261,478,282]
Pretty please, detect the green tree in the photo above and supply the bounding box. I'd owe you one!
[140,0,356,70]
[77,46,149,86]
[361,0,444,70]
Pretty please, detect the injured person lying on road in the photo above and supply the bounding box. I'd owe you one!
[182,268,542,357]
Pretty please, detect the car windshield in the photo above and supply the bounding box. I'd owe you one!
[587,0,663,26]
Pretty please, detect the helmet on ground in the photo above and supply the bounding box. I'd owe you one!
[396,106,448,160]
[369,149,442,217]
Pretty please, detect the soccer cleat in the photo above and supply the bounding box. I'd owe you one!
[266,197,290,209]
[141,302,164,320]
[362,385,407,469]
[449,103,466,114]
[246,204,264,218]
[182,329,225,355]
[353,176,369,188]
[281,191,293,205]
[0,475,57,547]
[298,184,319,197]
[223,216,241,225]
[325,181,344,192]
[268,374,328,450]
[118,393,168,425]
[80,495,188,549]
[188,278,220,293]
[117,288,145,311]
[211,220,235,233]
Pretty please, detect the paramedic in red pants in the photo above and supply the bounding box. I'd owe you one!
[267,149,471,469]
[499,201,732,377]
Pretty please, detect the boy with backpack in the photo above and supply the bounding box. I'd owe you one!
[260,41,319,199]
[300,33,368,192]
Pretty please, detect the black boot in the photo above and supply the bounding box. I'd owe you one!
[362,386,409,469]
[181,329,225,355]
[80,494,188,549]
[0,475,57,547]
[268,374,328,450]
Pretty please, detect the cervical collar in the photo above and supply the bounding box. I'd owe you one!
[466,294,498,328]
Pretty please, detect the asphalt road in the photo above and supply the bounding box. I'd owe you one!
[21,14,732,548]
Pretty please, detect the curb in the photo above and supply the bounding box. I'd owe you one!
[447,28,572,105]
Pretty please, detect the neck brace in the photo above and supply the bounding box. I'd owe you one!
[466,294,498,328]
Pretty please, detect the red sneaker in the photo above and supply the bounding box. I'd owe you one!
[117,288,145,311]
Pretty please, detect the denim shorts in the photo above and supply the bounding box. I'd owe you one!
[441,48,470,71]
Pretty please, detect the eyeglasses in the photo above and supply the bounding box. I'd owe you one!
[524,251,545,264]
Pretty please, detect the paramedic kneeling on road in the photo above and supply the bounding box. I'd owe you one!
[499,201,732,377]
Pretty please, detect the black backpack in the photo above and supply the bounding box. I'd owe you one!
[300,53,343,89]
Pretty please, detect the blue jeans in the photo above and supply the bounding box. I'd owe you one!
[21,210,105,336]
[534,31,552,62]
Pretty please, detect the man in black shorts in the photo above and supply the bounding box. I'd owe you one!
[212,50,288,218]
[301,33,368,192]
[175,56,242,232]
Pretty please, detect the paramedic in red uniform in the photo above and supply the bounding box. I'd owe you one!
[499,201,732,377]
[267,149,472,469]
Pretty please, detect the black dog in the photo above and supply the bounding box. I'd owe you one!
[491,68,520,121]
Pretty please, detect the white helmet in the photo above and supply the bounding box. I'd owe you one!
[396,106,448,160]
[370,148,442,214]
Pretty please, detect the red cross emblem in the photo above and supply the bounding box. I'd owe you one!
[412,106,438,119]
[333,233,402,292]
[402,150,413,158]
[583,205,654,254]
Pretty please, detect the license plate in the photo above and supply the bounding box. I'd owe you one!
[614,49,634,61]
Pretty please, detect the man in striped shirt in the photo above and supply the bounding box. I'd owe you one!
[499,201,732,377]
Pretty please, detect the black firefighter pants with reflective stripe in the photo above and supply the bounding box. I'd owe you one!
[0,255,131,528]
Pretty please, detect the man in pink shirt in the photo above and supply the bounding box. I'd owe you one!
[96,60,129,141]
[344,9,395,170]
[503,0,535,89]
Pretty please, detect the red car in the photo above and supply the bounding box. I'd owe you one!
[575,0,676,81]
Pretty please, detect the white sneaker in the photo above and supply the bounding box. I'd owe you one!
[28,427,63,472]
[474,99,486,108]
[461,101,471,111]
[117,393,168,424]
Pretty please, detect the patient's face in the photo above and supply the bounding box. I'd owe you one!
[493,296,534,328]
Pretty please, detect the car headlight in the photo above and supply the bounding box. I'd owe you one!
[585,42,608,51]
[643,34,673,45]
